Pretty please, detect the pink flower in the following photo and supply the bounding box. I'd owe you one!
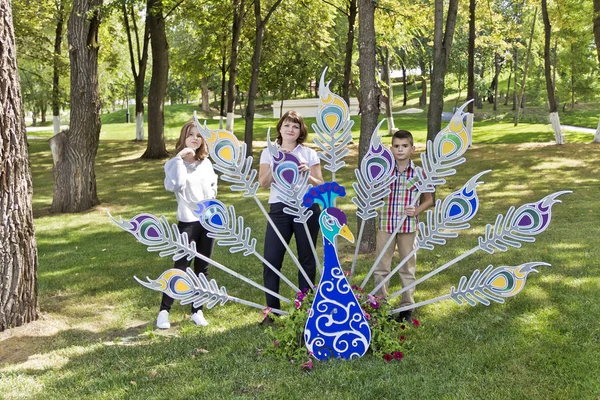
[412,318,420,327]
[296,292,306,301]
[400,335,405,343]
[364,312,371,321]
[290,359,295,363]
[367,294,376,303]
[294,299,302,309]
[393,351,403,360]
[262,307,272,318]
[272,340,279,348]
[300,358,313,371]
[257,348,263,355]
[351,285,365,293]
[383,353,393,362]
[344,270,351,276]
[370,301,380,309]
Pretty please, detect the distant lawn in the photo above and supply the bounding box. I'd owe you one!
[3,103,600,398]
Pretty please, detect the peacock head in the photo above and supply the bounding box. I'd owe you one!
[303,182,354,244]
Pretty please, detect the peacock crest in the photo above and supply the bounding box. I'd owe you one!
[111,68,570,361]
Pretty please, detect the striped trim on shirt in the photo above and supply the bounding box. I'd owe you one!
[379,159,420,233]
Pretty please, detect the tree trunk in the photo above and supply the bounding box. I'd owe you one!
[514,8,537,126]
[467,0,475,114]
[504,63,512,106]
[378,47,394,132]
[427,0,459,142]
[52,0,65,136]
[401,63,407,106]
[357,0,380,253]
[593,0,600,143]
[142,0,169,158]
[419,76,427,107]
[123,1,149,142]
[512,45,518,110]
[541,0,563,144]
[50,0,102,212]
[227,0,245,132]
[201,76,210,112]
[492,53,501,111]
[243,0,283,149]
[0,0,39,332]
[342,0,357,105]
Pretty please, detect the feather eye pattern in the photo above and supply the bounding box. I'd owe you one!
[450,262,548,306]
[194,115,259,197]
[478,191,572,254]
[109,213,197,261]
[415,101,473,193]
[195,199,257,256]
[417,170,489,250]
[312,68,354,174]
[352,120,397,221]
[135,267,229,309]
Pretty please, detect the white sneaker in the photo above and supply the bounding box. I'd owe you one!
[191,310,209,326]
[156,310,170,329]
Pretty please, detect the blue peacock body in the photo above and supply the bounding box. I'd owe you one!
[303,183,371,360]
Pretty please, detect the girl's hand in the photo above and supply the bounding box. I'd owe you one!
[177,148,196,162]
[405,205,416,217]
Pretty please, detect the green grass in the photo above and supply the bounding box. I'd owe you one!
[2,105,600,399]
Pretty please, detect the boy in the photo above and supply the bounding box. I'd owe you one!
[374,129,434,322]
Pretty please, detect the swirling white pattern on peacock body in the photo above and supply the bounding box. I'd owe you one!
[303,183,371,360]
[304,240,371,360]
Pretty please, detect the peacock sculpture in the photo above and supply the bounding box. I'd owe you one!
[109,68,570,361]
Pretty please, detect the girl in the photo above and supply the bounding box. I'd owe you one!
[258,110,324,325]
[157,121,218,329]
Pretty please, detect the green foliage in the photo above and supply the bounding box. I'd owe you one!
[264,287,414,368]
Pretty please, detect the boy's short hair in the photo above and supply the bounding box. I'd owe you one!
[392,129,414,146]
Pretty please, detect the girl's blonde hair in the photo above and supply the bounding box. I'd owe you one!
[175,121,208,161]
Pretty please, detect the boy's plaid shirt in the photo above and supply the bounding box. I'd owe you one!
[378,160,420,234]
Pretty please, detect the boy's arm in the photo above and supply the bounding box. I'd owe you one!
[414,192,434,216]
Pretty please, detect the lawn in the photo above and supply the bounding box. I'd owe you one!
[1,106,599,399]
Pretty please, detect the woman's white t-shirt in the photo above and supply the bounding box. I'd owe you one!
[259,144,320,204]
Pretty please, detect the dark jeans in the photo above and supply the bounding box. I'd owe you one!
[160,221,214,314]
[263,202,320,309]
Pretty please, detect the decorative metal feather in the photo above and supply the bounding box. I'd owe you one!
[414,100,472,193]
[135,268,229,309]
[194,115,259,197]
[194,200,256,256]
[109,213,197,261]
[351,119,397,222]
[478,191,572,254]
[390,262,549,315]
[450,262,547,306]
[312,68,354,177]
[417,170,489,250]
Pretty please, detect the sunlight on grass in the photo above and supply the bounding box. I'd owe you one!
[0,374,45,398]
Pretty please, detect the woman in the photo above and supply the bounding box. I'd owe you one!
[157,121,218,328]
[258,111,324,325]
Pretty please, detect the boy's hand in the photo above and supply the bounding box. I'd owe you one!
[405,205,416,217]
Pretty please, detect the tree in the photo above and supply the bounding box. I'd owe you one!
[343,0,357,105]
[49,0,103,212]
[243,0,284,149]
[594,0,600,142]
[426,0,458,142]
[123,0,150,141]
[541,0,563,145]
[226,0,246,132]
[142,0,169,158]
[466,0,475,131]
[52,0,67,135]
[1,0,39,331]
[356,0,380,253]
